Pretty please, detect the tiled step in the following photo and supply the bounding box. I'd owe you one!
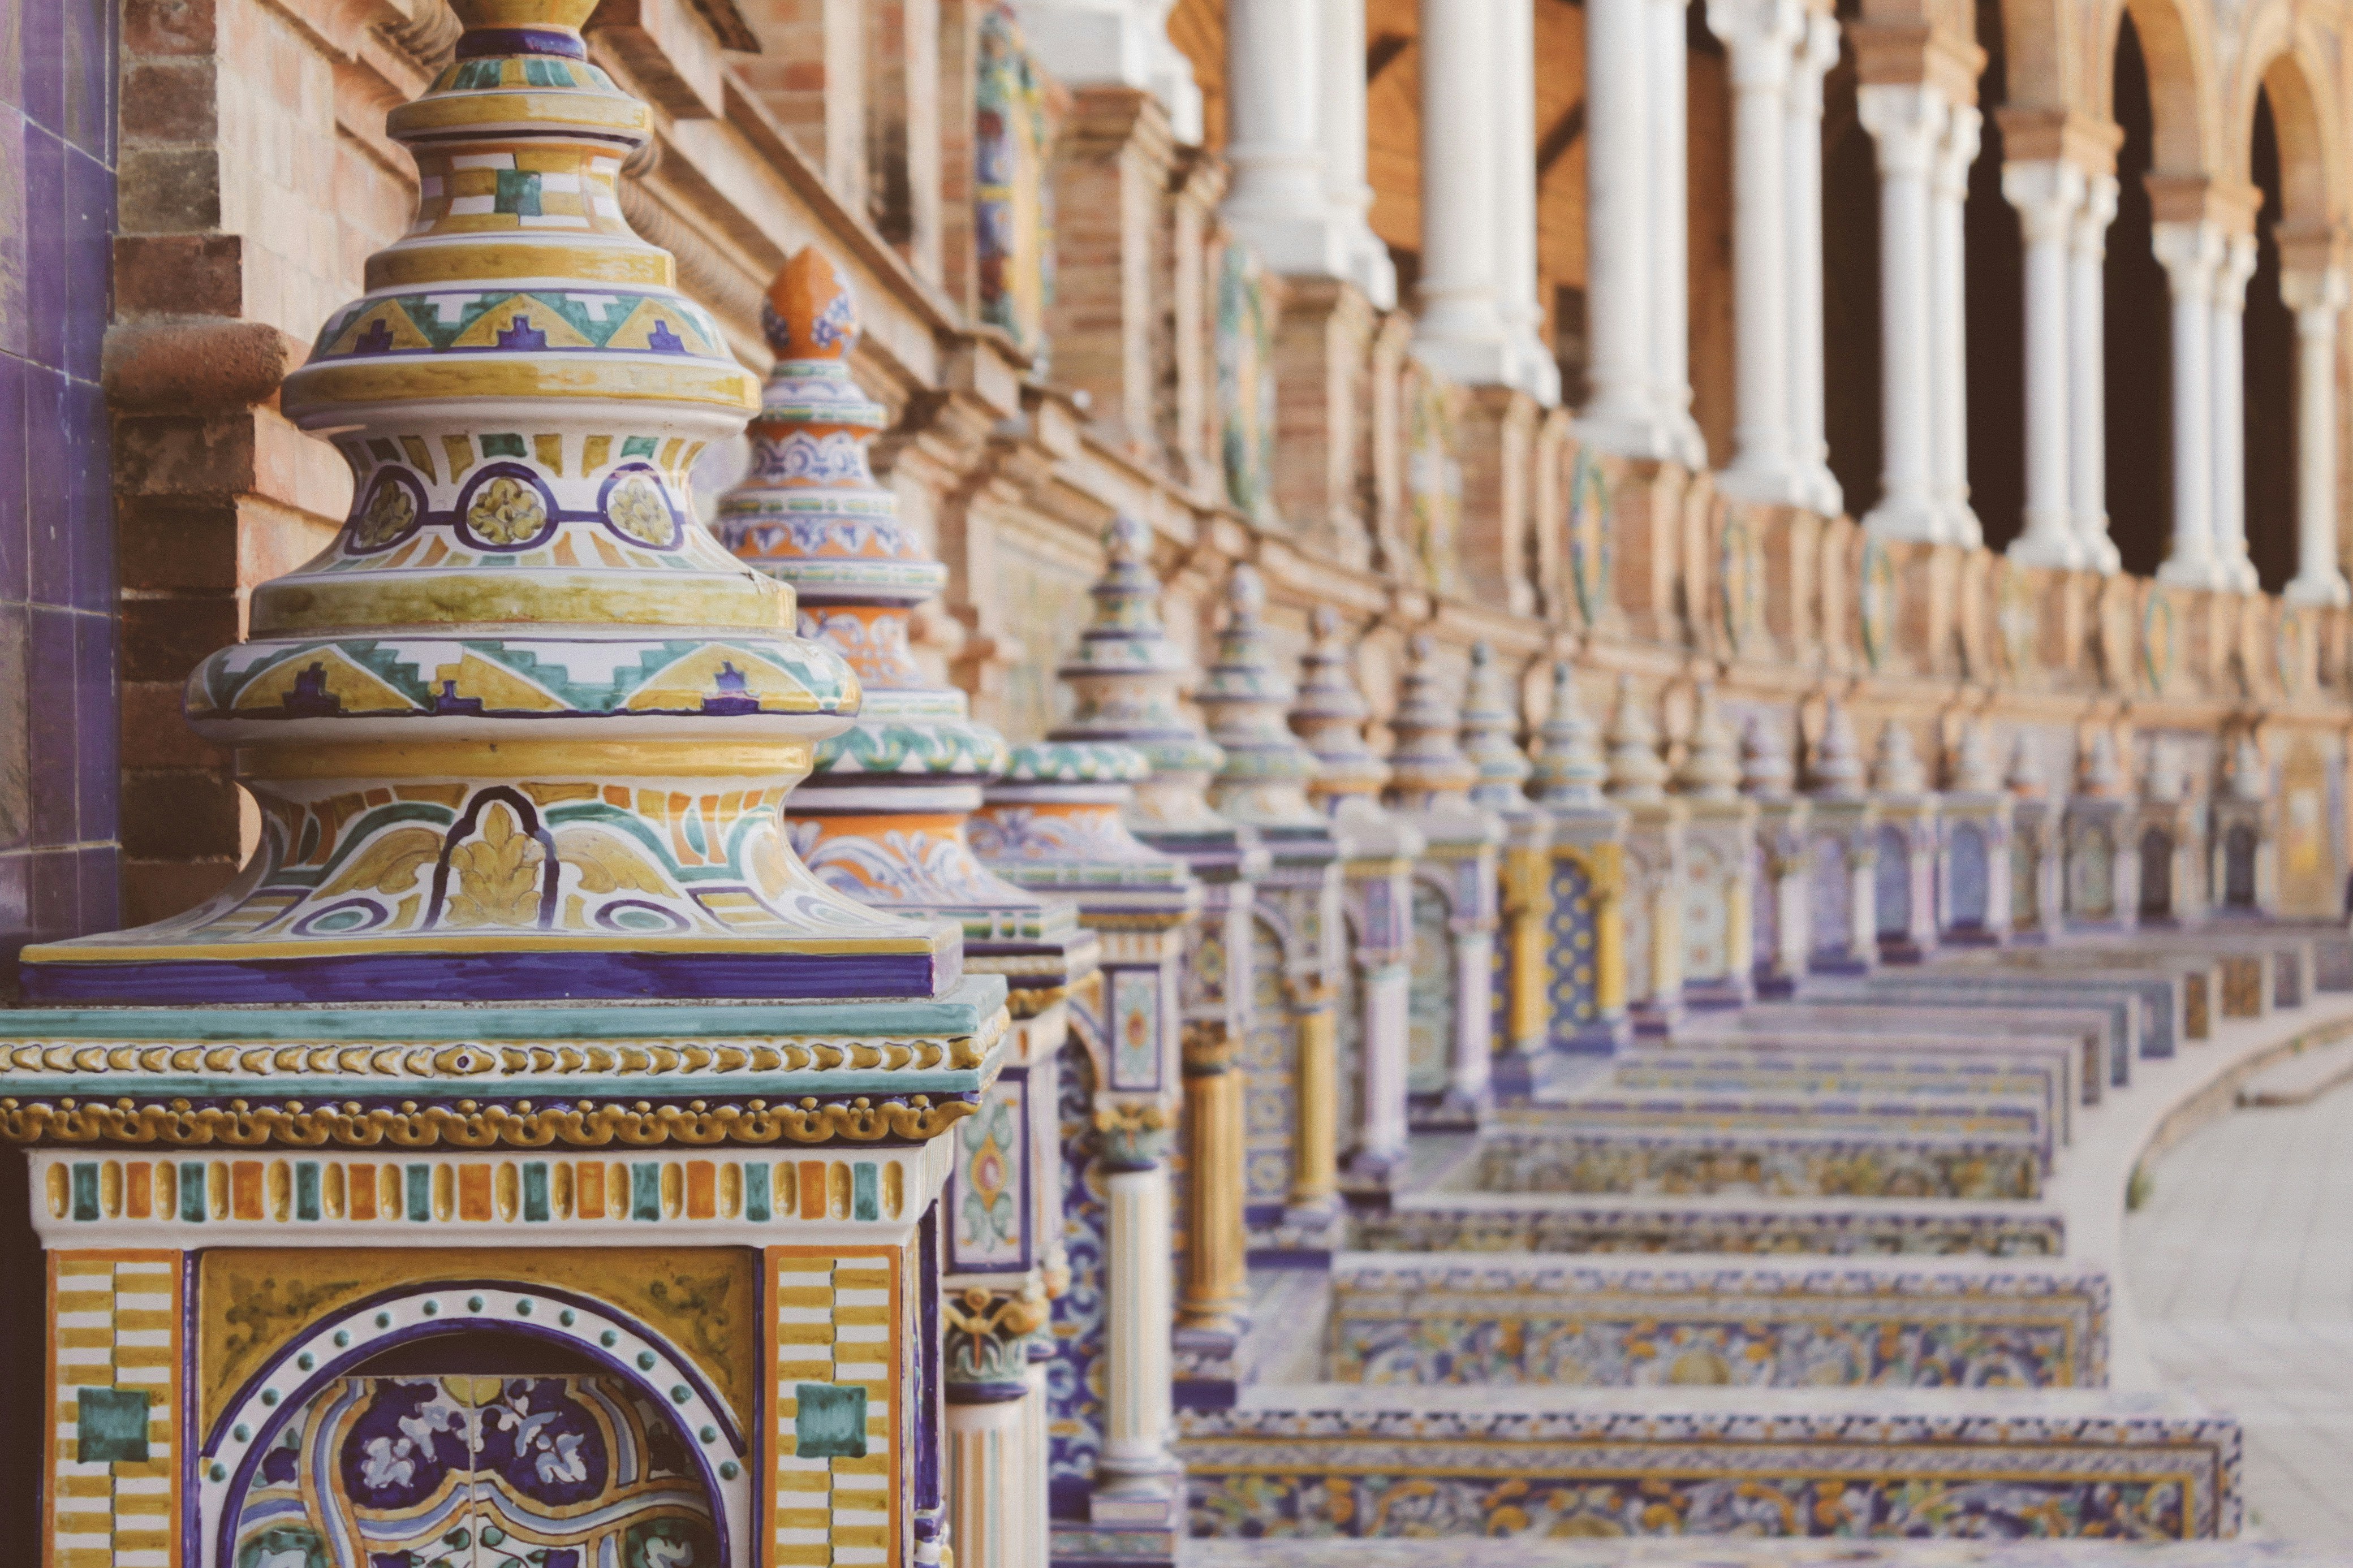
[1323,1251,2109,1389]
[1681,1004,2117,1103]
[1355,1192,2067,1256]
[1834,975,2155,1077]
[1182,1539,2309,1565]
[1471,1121,2048,1200]
[1177,1384,2239,1540]
[1603,1049,2072,1147]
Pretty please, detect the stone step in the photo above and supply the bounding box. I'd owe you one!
[1322,1250,2108,1390]
[1356,1192,2067,1257]
[1944,947,2223,1041]
[1837,975,2157,1075]
[1469,1122,2046,1201]
[2236,1030,2353,1107]
[1687,1003,2118,1102]
[1177,1383,2239,1540]
[1182,1539,2308,1565]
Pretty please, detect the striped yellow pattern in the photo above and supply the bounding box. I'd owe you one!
[48,1252,182,1568]
[768,1247,903,1568]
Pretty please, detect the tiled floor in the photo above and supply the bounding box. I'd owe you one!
[2127,1078,2353,1545]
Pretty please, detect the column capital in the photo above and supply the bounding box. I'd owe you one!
[2277,222,2352,285]
[1705,0,1805,85]
[1846,20,1982,101]
[2145,172,2260,231]
[2213,231,2259,308]
[2151,218,2226,299]
[1932,103,1982,196]
[1993,107,2119,174]
[1857,82,1949,176]
[2282,265,2351,317]
[2071,172,2120,254]
[2001,158,2086,244]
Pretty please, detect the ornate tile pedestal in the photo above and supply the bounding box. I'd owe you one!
[1529,664,1629,1055]
[1461,643,1553,1095]
[2065,732,2140,932]
[972,742,1198,1568]
[1604,677,1684,1035]
[1673,686,1756,1009]
[9,10,1002,1565]
[1384,637,1503,1125]
[2132,748,2204,927]
[1290,610,1423,1197]
[719,248,1099,1567]
[1042,518,1264,1405]
[1803,700,1880,975]
[1197,569,1345,1259]
[1936,722,2012,947]
[1741,716,1813,996]
[2006,739,2064,943]
[2210,736,2277,917]
[1870,722,1941,965]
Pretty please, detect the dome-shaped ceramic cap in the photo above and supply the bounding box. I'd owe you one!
[1460,642,1534,809]
[1530,662,1609,807]
[1385,633,1478,798]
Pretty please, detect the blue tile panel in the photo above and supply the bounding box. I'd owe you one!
[0,0,119,971]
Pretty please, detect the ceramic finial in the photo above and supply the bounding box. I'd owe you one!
[1871,720,1928,796]
[1530,662,1609,809]
[1291,606,1387,808]
[1198,564,1324,829]
[2079,729,2126,798]
[1604,675,1669,801]
[1674,683,1742,801]
[1740,713,1796,800]
[1807,698,1865,796]
[762,244,860,362]
[2004,735,2043,797]
[1385,633,1478,810]
[2228,735,2269,802]
[1949,719,2001,795]
[1459,642,1534,813]
[2142,740,2188,804]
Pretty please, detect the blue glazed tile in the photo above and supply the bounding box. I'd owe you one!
[0,852,28,952]
[72,609,111,838]
[21,122,61,370]
[0,601,25,850]
[65,374,107,607]
[29,844,76,936]
[0,107,26,360]
[61,0,107,159]
[25,603,75,845]
[63,148,107,382]
[23,361,63,603]
[0,353,23,600]
[19,0,61,135]
[76,844,114,934]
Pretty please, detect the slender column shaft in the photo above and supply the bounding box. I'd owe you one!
[1356,960,1411,1167]
[1222,0,1341,275]
[947,1396,1030,1568]
[1317,0,1395,305]
[1787,12,1841,514]
[2210,232,2259,592]
[1649,0,1702,464]
[1708,0,1800,503]
[2153,221,2225,588]
[1580,0,1662,452]
[2003,159,2085,567]
[1177,1032,1249,1332]
[1413,0,1508,383]
[1492,0,1557,402]
[2285,267,2351,606]
[1931,106,1981,546]
[1858,85,1946,542]
[1449,930,1497,1104]
[1098,1162,1176,1486]
[2070,174,2121,571]
[1290,998,1339,1213]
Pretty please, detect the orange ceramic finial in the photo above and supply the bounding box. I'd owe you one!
[764,247,860,362]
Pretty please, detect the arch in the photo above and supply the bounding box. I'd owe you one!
[2237,35,2341,231]
[204,1282,749,1568]
[2093,0,2215,177]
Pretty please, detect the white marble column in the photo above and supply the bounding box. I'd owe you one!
[2284,266,2352,606]
[1787,11,1842,515]
[2209,231,2259,592]
[1708,0,1803,504]
[1493,0,1559,403]
[1649,0,1705,464]
[1222,0,1342,274]
[1317,0,1396,307]
[1412,0,1510,384]
[2070,173,2121,571]
[1012,0,1202,141]
[1930,105,1982,547]
[2153,220,2226,588]
[2003,159,2085,568]
[1858,84,1947,542]
[1580,0,1666,454]
[1095,1161,1179,1499]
